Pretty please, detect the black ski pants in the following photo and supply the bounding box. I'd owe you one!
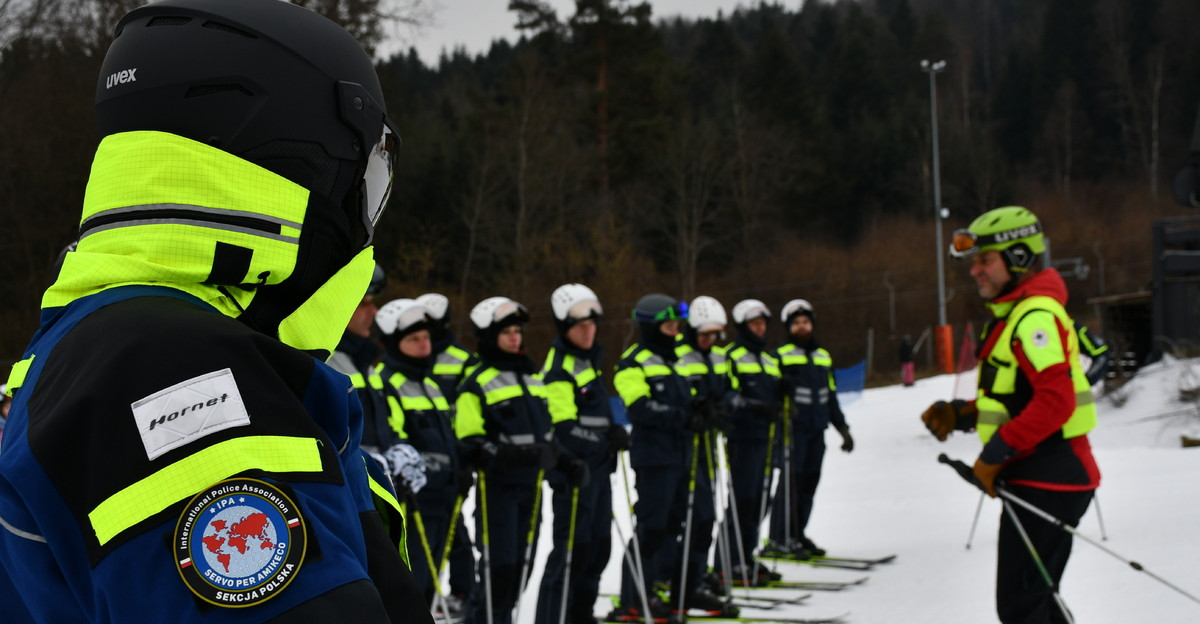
[996,485,1093,624]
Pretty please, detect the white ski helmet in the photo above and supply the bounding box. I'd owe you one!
[781,299,815,325]
[688,296,728,334]
[375,298,432,337]
[550,283,603,323]
[731,299,770,325]
[416,293,451,323]
[469,296,530,334]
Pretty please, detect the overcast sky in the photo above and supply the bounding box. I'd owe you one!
[389,1,781,63]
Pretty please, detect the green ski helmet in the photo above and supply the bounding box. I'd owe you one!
[949,206,1045,274]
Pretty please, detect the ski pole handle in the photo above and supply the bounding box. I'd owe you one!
[938,453,986,493]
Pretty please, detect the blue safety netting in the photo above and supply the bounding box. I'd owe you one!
[834,360,866,405]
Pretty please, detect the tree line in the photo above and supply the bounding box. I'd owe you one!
[2,0,1197,383]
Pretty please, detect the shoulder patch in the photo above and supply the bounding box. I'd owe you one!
[1030,328,1050,348]
[174,478,306,608]
[131,368,250,460]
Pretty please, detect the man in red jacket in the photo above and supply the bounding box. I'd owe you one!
[921,206,1100,624]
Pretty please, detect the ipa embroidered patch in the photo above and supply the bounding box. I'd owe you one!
[174,478,306,608]
[131,368,250,460]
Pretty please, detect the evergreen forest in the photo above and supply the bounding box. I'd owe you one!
[3,0,1200,382]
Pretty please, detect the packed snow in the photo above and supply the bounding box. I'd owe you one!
[459,355,1200,624]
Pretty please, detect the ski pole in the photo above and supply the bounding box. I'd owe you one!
[478,469,494,624]
[610,506,655,624]
[437,494,465,586]
[411,499,453,624]
[719,435,753,593]
[618,451,655,624]
[782,395,792,550]
[754,420,778,577]
[939,454,1200,607]
[1093,491,1109,541]
[513,468,546,624]
[676,433,701,618]
[965,491,985,550]
[1001,497,1076,624]
[558,486,581,624]
[706,430,736,600]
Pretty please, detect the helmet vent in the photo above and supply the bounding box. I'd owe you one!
[185,84,253,98]
[146,16,192,27]
[202,21,257,39]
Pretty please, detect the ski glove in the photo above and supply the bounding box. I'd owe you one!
[463,438,498,471]
[972,456,1002,498]
[835,424,854,453]
[497,442,557,469]
[556,451,590,488]
[606,423,631,452]
[920,399,976,441]
[384,443,427,495]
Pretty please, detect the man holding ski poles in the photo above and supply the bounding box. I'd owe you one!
[921,206,1100,623]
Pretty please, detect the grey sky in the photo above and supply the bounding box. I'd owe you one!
[390,1,780,63]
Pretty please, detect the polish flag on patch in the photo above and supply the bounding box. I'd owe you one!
[180,558,192,568]
[287,518,300,528]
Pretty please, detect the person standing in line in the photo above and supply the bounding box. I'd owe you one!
[456,297,586,624]
[671,295,738,614]
[772,299,853,559]
[0,0,428,620]
[417,291,481,615]
[720,299,784,585]
[535,284,628,624]
[922,206,1100,623]
[899,334,916,387]
[375,299,463,608]
[606,294,694,621]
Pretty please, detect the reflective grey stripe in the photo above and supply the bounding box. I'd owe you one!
[523,374,544,388]
[794,387,813,397]
[481,371,520,395]
[1076,390,1094,406]
[578,415,610,428]
[81,218,300,243]
[398,379,427,398]
[500,433,536,445]
[978,410,1010,427]
[82,203,303,230]
[679,352,705,365]
[817,388,830,404]
[0,513,47,543]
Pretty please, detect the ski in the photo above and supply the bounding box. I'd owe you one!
[682,612,850,623]
[726,592,812,608]
[814,553,896,566]
[760,555,872,571]
[763,577,867,591]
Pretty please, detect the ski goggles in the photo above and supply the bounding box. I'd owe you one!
[360,120,401,246]
[948,221,1042,260]
[489,300,530,327]
[652,301,688,323]
[566,300,603,321]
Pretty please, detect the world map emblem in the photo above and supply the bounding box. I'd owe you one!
[174,478,306,607]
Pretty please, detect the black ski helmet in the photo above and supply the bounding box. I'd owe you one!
[93,0,400,351]
[95,0,398,249]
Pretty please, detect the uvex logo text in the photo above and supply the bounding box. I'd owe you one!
[106,68,137,89]
[994,225,1039,242]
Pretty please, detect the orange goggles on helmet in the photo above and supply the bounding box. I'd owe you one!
[948,220,1043,260]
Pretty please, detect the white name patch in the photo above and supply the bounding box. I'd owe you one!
[131,368,250,460]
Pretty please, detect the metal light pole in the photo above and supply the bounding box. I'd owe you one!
[921,59,950,373]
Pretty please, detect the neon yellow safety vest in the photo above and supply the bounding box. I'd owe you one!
[976,295,1097,444]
